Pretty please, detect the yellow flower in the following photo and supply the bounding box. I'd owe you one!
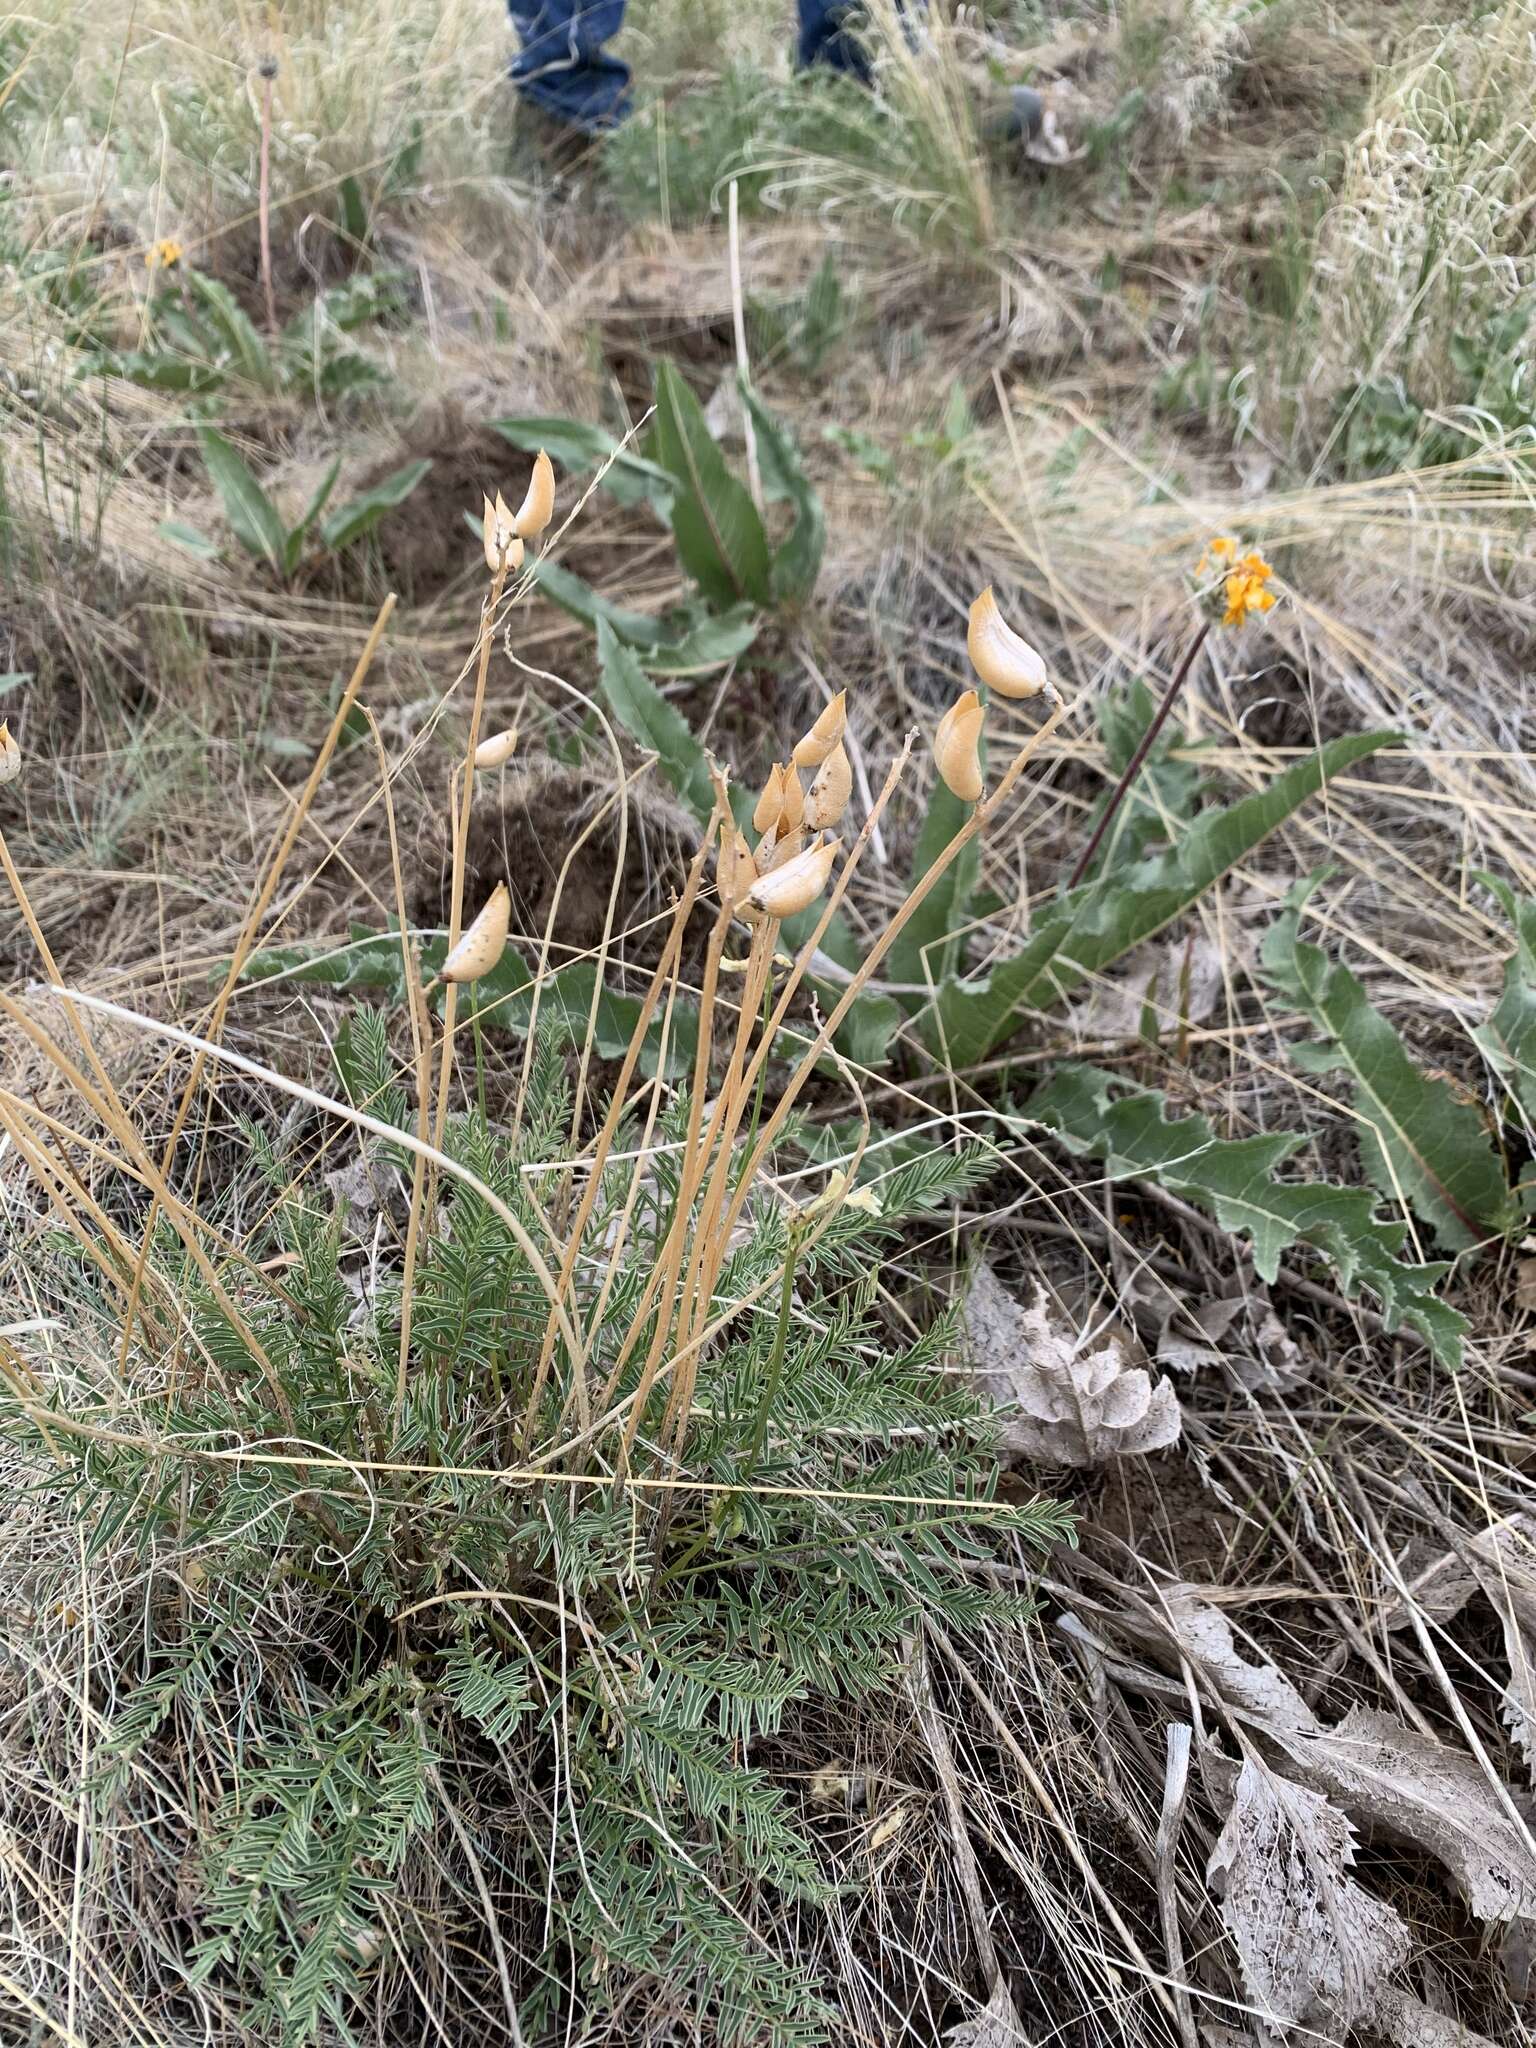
[1195,535,1237,577]
[1221,551,1277,627]
[145,237,184,272]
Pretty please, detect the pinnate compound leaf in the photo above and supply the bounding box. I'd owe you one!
[1473,873,1536,1132]
[1261,874,1517,1251]
[927,730,1396,1066]
[649,361,771,607]
[1025,1062,1467,1364]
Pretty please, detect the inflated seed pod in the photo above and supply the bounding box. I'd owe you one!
[933,689,985,802]
[441,882,511,984]
[753,764,786,835]
[747,834,838,920]
[716,827,758,904]
[803,741,852,831]
[967,587,1050,700]
[481,494,524,575]
[512,449,555,540]
[791,690,847,769]
[474,727,519,770]
[755,823,803,874]
[776,763,805,834]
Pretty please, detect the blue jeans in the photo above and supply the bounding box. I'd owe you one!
[508,0,870,130]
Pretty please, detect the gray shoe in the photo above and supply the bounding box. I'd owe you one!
[988,85,1071,162]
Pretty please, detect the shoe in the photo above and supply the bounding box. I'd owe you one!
[987,85,1072,164]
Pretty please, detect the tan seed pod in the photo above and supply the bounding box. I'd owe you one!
[512,449,555,539]
[933,689,985,803]
[967,587,1051,700]
[752,763,786,835]
[776,763,805,834]
[747,834,838,920]
[481,494,524,575]
[804,741,852,831]
[716,827,758,904]
[791,689,847,769]
[0,723,18,787]
[473,727,519,770]
[755,823,804,873]
[442,882,511,984]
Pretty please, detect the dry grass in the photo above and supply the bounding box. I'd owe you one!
[5,0,1536,2041]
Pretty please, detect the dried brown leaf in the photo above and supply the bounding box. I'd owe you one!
[1208,1758,1411,2028]
[962,1265,1182,1468]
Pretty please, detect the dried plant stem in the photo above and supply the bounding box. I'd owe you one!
[1067,620,1209,889]
[257,62,278,334]
[432,562,507,1154]
[720,699,1066,1252]
[122,593,396,1378]
[521,822,719,1435]
[363,708,434,1433]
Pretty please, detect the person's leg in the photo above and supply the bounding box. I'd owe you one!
[795,0,873,84]
[507,0,632,130]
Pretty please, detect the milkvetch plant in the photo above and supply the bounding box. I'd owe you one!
[0,449,1077,2046]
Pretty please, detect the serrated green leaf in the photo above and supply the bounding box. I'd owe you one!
[649,362,771,607]
[196,426,288,573]
[1260,874,1516,1251]
[739,377,824,608]
[1472,875,1536,1133]
[108,349,223,393]
[493,416,677,518]
[320,458,432,552]
[925,730,1396,1067]
[1026,1062,1467,1366]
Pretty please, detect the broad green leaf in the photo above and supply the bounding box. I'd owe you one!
[157,520,221,561]
[886,774,980,996]
[532,560,759,672]
[595,620,736,828]
[320,458,432,553]
[828,990,904,1068]
[284,457,342,575]
[196,426,287,573]
[1472,876,1536,1133]
[336,172,370,247]
[1026,1062,1467,1366]
[107,349,223,393]
[533,557,670,647]
[1260,874,1516,1251]
[649,361,771,607]
[925,730,1396,1067]
[740,377,824,608]
[186,272,273,386]
[493,416,677,518]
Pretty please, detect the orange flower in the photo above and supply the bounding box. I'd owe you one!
[1221,551,1277,627]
